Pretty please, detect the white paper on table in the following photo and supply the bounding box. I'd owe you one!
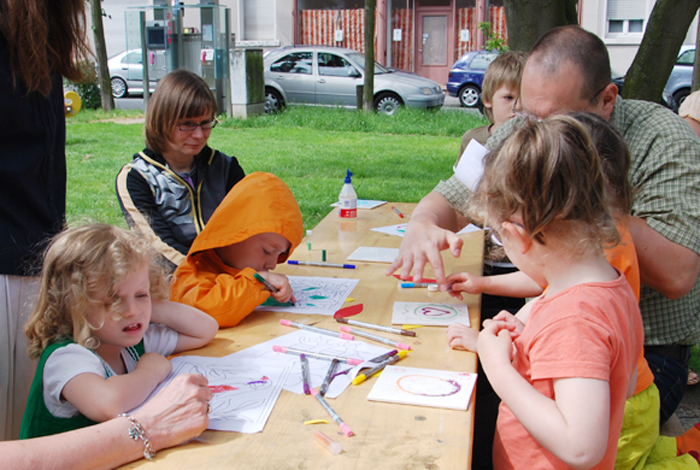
[371,223,481,238]
[367,365,477,410]
[331,199,387,209]
[392,301,470,327]
[232,330,390,397]
[255,276,358,316]
[346,246,399,263]
[454,139,488,192]
[132,355,292,433]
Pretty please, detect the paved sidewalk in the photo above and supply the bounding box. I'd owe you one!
[662,382,700,436]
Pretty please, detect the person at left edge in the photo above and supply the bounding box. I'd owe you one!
[116,69,245,273]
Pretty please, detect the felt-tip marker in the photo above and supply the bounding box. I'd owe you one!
[391,206,406,218]
[309,387,354,437]
[319,359,340,396]
[254,273,295,306]
[338,326,411,350]
[400,282,438,289]
[272,345,363,365]
[287,260,356,269]
[279,319,354,340]
[300,354,311,395]
[352,350,408,385]
[335,318,416,337]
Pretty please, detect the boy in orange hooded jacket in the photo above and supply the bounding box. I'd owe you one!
[170,172,303,327]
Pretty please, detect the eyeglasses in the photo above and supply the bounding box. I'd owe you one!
[488,221,525,246]
[176,118,218,132]
[511,83,609,118]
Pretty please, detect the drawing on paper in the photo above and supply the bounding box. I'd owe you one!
[232,329,390,397]
[255,276,359,316]
[137,355,292,434]
[366,365,477,410]
[397,375,462,397]
[392,301,470,327]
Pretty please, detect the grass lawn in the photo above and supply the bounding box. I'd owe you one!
[66,105,487,230]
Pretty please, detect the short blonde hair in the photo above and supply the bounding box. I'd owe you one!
[25,224,169,359]
[481,51,527,123]
[476,115,619,253]
[144,69,218,155]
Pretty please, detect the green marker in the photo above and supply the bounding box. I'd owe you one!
[254,273,295,307]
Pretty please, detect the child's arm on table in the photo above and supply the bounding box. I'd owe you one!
[446,271,544,300]
[256,271,295,303]
[446,324,479,351]
[478,320,609,469]
[61,353,173,422]
[151,300,218,353]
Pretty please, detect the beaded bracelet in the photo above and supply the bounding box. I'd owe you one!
[118,413,156,461]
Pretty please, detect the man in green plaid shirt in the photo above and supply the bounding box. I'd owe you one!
[388,25,700,465]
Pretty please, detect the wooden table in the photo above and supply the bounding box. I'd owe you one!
[120,203,483,469]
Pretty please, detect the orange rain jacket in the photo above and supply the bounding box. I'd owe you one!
[170,172,303,327]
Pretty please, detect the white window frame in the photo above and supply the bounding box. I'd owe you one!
[604,0,647,40]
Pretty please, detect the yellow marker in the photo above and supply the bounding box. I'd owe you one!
[303,419,329,425]
[352,350,408,385]
[402,325,423,330]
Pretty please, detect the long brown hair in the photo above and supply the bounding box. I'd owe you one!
[0,0,91,96]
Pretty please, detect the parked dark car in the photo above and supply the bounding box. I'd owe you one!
[446,50,499,107]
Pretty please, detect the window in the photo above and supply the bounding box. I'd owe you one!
[469,53,498,71]
[124,52,142,65]
[606,0,645,36]
[678,50,695,66]
[318,53,357,77]
[270,52,312,75]
[242,0,275,41]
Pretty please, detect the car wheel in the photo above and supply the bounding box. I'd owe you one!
[265,88,284,113]
[374,93,403,116]
[111,77,128,99]
[674,88,690,112]
[459,85,480,108]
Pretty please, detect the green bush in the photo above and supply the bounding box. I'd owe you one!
[64,61,101,110]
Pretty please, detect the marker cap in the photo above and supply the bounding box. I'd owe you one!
[279,319,292,326]
[272,345,286,353]
[352,374,367,385]
[339,333,354,341]
[339,423,355,437]
[314,431,342,455]
[347,358,363,366]
[396,343,411,351]
[339,325,351,333]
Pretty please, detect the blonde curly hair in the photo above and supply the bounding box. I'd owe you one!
[25,224,169,359]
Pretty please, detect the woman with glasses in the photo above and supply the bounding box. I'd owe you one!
[116,70,245,272]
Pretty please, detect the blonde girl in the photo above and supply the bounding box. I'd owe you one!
[475,116,644,470]
[20,224,217,439]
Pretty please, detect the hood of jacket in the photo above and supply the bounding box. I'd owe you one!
[187,172,303,261]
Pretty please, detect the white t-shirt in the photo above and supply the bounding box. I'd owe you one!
[43,323,178,418]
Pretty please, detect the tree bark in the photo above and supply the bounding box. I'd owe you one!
[623,0,700,103]
[91,0,114,111]
[693,18,700,93]
[364,0,375,113]
[503,0,578,52]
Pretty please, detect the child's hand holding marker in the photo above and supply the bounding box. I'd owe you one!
[254,272,296,305]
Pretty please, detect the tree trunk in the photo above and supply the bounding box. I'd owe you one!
[91,0,114,111]
[623,0,700,103]
[364,0,375,113]
[503,0,578,52]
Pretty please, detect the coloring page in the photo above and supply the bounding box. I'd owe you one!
[231,329,390,398]
[367,365,477,410]
[346,246,399,263]
[255,276,359,316]
[134,355,291,433]
[392,301,470,327]
[370,223,481,238]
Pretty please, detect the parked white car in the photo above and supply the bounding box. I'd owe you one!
[107,49,167,98]
[263,46,445,115]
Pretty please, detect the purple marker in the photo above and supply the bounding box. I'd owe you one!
[287,260,356,269]
[300,354,311,395]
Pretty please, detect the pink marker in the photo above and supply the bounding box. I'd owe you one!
[309,387,354,437]
[279,319,354,341]
[272,345,363,365]
[338,325,411,350]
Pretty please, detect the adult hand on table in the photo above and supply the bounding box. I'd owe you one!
[133,373,212,451]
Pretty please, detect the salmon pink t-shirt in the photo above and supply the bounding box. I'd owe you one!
[493,271,644,470]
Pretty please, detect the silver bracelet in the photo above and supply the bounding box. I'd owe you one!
[118,413,156,461]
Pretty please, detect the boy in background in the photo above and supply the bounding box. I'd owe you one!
[457,51,527,156]
[170,172,303,328]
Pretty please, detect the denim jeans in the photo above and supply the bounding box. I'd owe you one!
[644,347,690,426]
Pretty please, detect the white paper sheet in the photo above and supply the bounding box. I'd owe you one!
[134,355,292,433]
[454,139,488,192]
[232,330,391,398]
[331,199,387,209]
[371,223,481,238]
[367,365,477,410]
[346,246,400,263]
[255,276,359,316]
[392,301,470,326]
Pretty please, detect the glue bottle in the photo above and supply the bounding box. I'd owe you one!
[338,169,357,218]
